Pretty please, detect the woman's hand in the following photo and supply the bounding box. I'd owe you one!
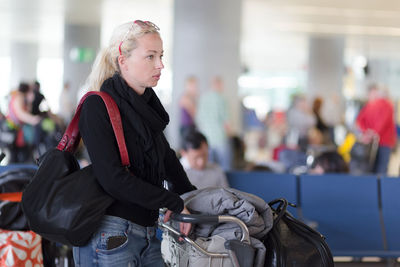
[164,206,192,241]
[178,206,192,238]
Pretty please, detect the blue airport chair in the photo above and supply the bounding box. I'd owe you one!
[226,171,298,216]
[0,163,37,174]
[299,174,385,257]
[381,177,400,256]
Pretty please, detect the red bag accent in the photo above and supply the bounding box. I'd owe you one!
[0,230,43,267]
[15,129,25,147]
[56,91,130,166]
[0,192,22,202]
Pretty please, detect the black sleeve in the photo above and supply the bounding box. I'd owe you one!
[79,95,184,213]
[163,136,197,194]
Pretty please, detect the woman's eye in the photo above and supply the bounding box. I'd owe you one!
[147,55,154,59]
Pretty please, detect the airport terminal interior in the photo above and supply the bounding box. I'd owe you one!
[1,0,400,266]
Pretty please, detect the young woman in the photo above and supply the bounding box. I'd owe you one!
[74,20,196,267]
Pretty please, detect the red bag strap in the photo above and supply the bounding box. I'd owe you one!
[0,192,22,202]
[57,91,130,167]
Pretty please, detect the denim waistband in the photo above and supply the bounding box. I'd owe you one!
[100,215,157,240]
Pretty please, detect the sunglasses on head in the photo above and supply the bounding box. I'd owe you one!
[118,20,160,56]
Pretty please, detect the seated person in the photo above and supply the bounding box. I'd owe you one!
[180,130,229,189]
[309,151,349,174]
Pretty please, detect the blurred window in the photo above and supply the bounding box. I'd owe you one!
[37,58,63,113]
[0,57,11,114]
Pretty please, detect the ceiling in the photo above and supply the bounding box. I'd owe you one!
[1,0,400,124]
[242,0,400,68]
[2,0,400,66]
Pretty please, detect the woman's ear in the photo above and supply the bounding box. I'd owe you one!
[118,55,126,71]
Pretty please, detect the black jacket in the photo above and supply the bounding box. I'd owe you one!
[79,74,195,227]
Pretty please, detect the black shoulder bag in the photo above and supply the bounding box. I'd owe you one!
[263,198,334,267]
[21,91,130,247]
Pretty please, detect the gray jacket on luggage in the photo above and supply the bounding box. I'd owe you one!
[180,187,274,267]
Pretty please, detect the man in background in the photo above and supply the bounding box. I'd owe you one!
[356,84,396,175]
[196,76,231,170]
[180,130,229,189]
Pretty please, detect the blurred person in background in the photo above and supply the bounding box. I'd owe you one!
[30,81,45,116]
[58,81,75,125]
[180,130,229,189]
[230,135,250,170]
[312,97,333,145]
[356,84,396,175]
[309,151,349,174]
[28,80,64,156]
[6,82,41,162]
[286,94,316,151]
[196,76,232,170]
[277,94,316,173]
[179,75,198,139]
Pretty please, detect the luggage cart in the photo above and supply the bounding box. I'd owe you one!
[349,135,379,174]
[159,213,255,267]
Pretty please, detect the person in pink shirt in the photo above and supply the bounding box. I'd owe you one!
[356,84,397,174]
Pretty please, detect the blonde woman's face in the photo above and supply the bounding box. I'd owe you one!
[119,33,164,95]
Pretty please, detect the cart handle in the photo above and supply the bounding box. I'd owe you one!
[169,213,251,244]
[170,213,218,223]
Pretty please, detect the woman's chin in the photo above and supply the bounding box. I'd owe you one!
[149,81,159,87]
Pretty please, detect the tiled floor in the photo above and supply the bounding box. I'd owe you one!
[336,263,397,267]
[335,260,398,267]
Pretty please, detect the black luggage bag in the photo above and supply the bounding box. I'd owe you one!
[0,167,36,230]
[263,198,334,267]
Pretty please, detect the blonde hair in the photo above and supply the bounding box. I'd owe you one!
[85,21,160,92]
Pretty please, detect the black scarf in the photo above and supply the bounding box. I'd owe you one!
[100,73,169,183]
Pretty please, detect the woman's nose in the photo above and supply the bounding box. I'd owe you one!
[156,58,164,69]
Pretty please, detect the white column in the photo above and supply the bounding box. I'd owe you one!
[169,0,243,148]
[63,24,100,104]
[307,36,345,126]
[10,42,38,88]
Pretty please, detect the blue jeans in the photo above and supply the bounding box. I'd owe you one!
[373,145,391,175]
[209,142,232,171]
[73,216,165,267]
